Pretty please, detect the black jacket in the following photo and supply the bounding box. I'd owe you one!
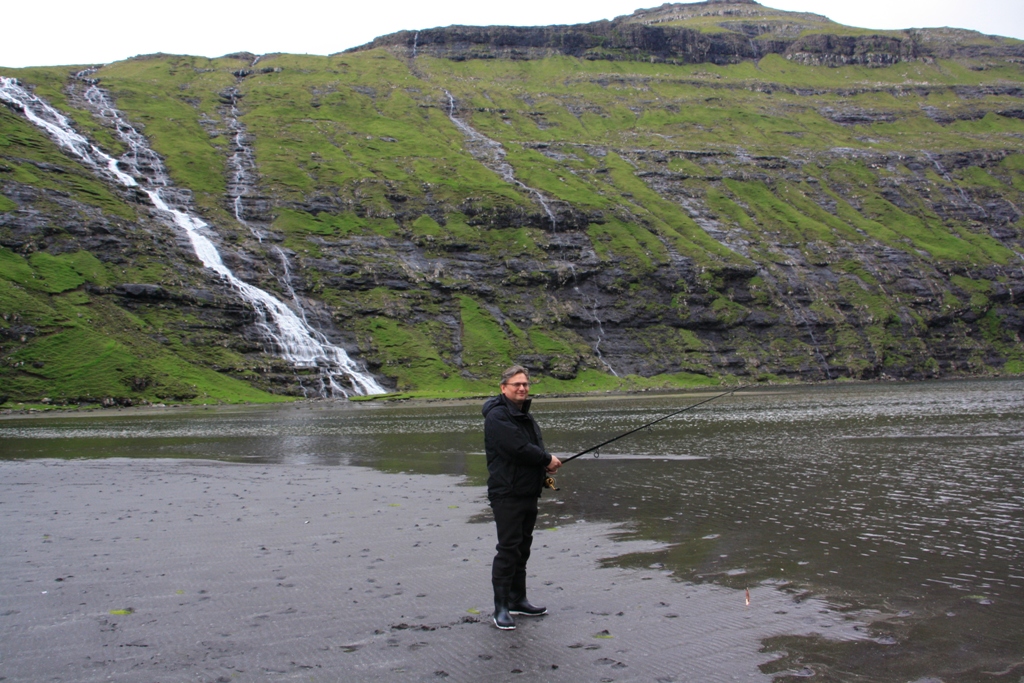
[483,394,552,500]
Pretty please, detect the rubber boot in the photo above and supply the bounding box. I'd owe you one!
[509,595,546,616]
[492,585,516,630]
[509,573,547,616]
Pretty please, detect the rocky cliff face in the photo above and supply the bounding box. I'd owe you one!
[354,0,1024,66]
[1,2,1023,405]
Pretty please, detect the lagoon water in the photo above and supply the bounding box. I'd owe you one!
[2,379,1022,680]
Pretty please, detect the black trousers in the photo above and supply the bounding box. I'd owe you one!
[490,495,538,597]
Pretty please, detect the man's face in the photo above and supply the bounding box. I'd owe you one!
[500,372,530,406]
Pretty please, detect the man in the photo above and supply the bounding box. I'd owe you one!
[482,365,562,630]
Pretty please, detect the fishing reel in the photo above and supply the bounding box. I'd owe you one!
[546,448,600,491]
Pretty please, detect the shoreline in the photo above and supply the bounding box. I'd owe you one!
[0,458,868,682]
[5,375,1014,421]
[0,385,742,421]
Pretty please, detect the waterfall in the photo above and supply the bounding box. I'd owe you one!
[273,246,307,319]
[790,302,832,380]
[443,90,557,228]
[575,285,618,376]
[0,77,137,187]
[925,152,987,218]
[412,31,419,58]
[561,264,617,376]
[442,90,625,372]
[1,75,385,397]
[222,87,265,242]
[758,269,832,380]
[217,85,378,397]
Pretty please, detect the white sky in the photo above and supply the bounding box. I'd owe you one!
[2,0,1022,69]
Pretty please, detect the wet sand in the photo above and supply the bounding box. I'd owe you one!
[0,459,868,682]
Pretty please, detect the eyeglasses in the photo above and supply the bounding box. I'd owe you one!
[504,382,530,388]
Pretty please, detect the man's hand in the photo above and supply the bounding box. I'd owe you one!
[546,455,562,473]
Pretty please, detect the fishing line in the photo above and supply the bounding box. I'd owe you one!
[545,385,749,490]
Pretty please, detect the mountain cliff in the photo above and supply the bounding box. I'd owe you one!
[2,0,1024,406]
[356,0,1024,65]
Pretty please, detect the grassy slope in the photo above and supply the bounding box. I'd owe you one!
[2,42,1023,402]
[0,248,286,406]
[410,53,1023,384]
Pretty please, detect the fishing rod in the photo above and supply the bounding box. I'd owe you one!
[544,385,749,490]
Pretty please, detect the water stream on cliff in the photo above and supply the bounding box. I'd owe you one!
[220,87,308,328]
[758,268,833,379]
[222,87,265,243]
[219,87,314,334]
[273,246,308,324]
[0,76,385,397]
[786,300,832,379]
[221,83,347,396]
[444,90,620,371]
[576,286,617,376]
[444,90,557,227]
[925,152,987,218]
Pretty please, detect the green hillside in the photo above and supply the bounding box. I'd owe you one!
[2,0,1023,407]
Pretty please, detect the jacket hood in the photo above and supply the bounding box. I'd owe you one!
[482,395,502,418]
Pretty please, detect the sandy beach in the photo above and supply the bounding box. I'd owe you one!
[0,458,868,682]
